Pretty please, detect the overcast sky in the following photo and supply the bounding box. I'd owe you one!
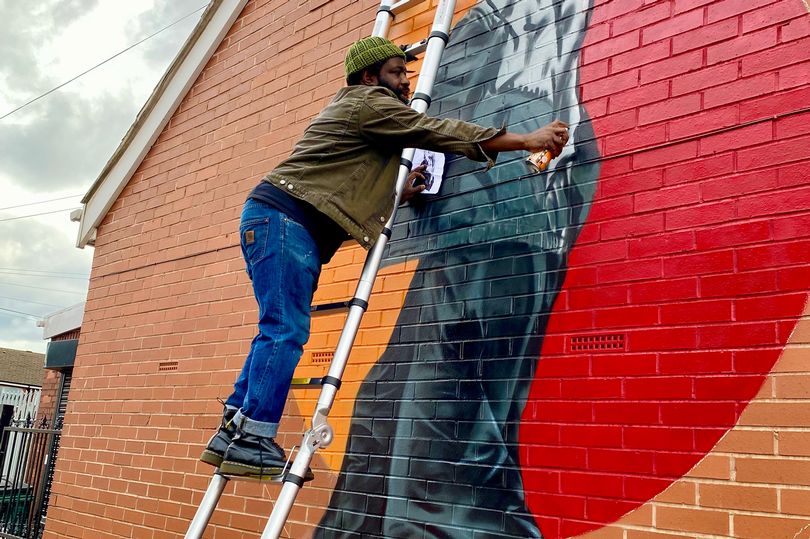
[0,0,206,353]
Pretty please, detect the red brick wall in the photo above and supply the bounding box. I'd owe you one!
[522,1,810,536]
[44,0,810,538]
[36,369,62,427]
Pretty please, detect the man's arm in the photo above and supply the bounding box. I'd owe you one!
[359,89,569,161]
[480,120,569,157]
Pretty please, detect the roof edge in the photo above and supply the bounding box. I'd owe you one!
[76,0,249,248]
[40,302,86,340]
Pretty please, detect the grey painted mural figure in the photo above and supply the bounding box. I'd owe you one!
[317,0,599,537]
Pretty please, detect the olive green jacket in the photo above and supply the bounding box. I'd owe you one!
[261,85,503,248]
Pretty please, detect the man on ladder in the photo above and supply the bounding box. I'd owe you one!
[199,35,570,482]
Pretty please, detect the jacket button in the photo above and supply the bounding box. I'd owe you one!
[363,236,370,243]
[280,180,286,185]
[379,216,385,222]
[287,184,294,190]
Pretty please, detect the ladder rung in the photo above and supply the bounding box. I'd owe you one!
[310,301,350,316]
[404,39,428,58]
[290,377,322,389]
[390,0,424,16]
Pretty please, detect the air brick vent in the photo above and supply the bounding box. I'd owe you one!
[569,333,626,353]
[158,361,179,372]
[312,351,334,364]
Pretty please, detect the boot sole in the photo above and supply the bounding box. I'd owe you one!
[219,460,316,482]
[219,460,286,480]
[200,449,224,468]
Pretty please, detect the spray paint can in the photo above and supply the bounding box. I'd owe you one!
[526,150,553,172]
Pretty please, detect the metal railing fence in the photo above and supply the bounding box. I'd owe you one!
[0,418,61,539]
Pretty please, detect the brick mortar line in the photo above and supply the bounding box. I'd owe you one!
[709,453,810,461]
[650,500,810,518]
[739,399,810,403]
[609,522,804,539]
[58,466,810,490]
[736,398,810,402]
[42,491,810,521]
[91,243,239,281]
[714,426,810,431]
[677,474,810,486]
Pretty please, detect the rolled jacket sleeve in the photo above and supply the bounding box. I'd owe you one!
[358,88,505,167]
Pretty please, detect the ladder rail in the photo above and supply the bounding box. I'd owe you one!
[184,0,453,537]
[372,0,396,38]
[184,473,229,539]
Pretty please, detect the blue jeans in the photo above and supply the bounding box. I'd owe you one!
[225,199,321,437]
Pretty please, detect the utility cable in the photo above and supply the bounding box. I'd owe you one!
[0,267,88,276]
[0,4,208,121]
[0,194,84,212]
[0,306,41,321]
[1,282,87,295]
[0,296,64,309]
[0,270,89,281]
[0,208,78,222]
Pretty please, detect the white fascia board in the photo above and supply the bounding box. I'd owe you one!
[76,0,249,248]
[40,302,86,340]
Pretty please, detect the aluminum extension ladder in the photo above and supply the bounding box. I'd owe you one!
[184,0,457,537]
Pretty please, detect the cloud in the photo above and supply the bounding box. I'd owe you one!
[126,0,206,69]
[0,0,202,193]
[0,89,138,191]
[0,0,99,97]
[0,217,92,353]
[50,0,101,25]
[0,0,202,350]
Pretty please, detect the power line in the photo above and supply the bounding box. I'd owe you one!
[0,4,208,121]
[0,306,41,321]
[0,296,64,309]
[0,267,88,276]
[1,282,86,295]
[0,208,77,222]
[0,194,84,212]
[0,270,88,281]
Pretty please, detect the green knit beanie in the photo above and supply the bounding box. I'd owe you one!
[345,36,406,79]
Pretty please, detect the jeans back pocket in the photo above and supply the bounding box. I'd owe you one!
[240,217,271,279]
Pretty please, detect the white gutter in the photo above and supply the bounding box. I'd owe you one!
[76,0,249,247]
[37,302,86,340]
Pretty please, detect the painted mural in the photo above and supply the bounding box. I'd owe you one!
[317,0,599,537]
[308,0,810,537]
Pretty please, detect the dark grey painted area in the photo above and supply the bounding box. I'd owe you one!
[317,1,600,537]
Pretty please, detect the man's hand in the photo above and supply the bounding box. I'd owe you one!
[400,164,427,203]
[524,120,569,157]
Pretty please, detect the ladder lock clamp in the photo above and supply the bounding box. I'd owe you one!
[284,473,305,488]
[429,30,450,43]
[348,298,369,311]
[321,376,342,389]
[411,92,431,107]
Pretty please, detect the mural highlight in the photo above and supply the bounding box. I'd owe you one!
[317,0,599,537]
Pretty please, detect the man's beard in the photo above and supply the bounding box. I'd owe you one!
[378,79,409,103]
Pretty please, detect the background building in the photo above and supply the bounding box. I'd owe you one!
[42,0,810,537]
[0,348,43,430]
